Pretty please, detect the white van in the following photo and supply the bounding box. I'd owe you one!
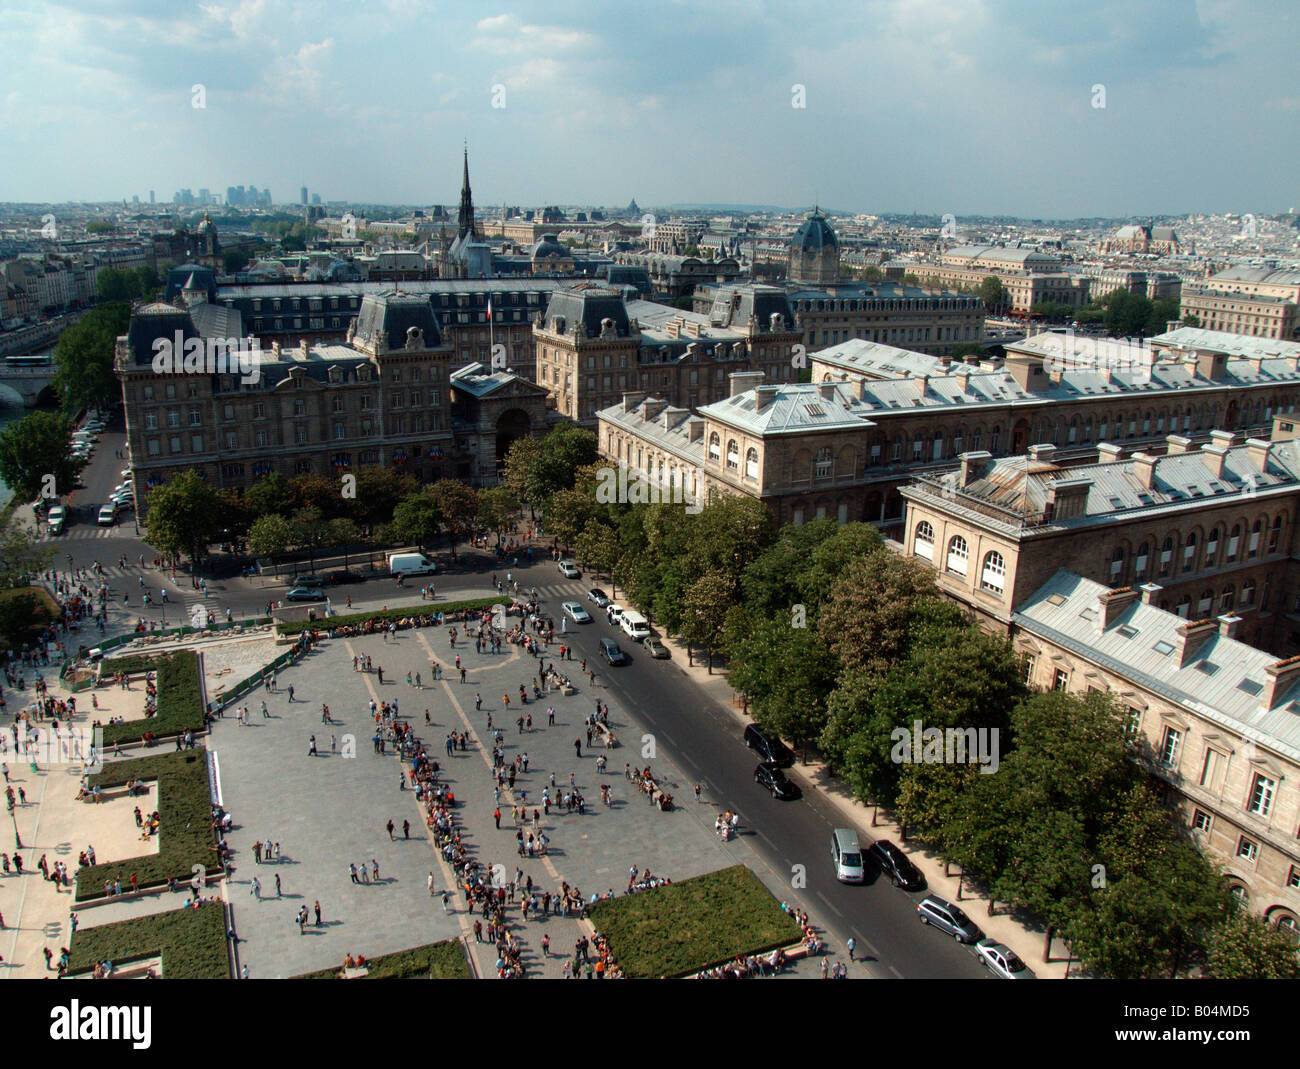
[619,609,650,642]
[831,829,865,883]
[388,551,437,577]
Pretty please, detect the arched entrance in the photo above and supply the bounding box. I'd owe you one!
[496,408,531,472]
[1012,419,1030,454]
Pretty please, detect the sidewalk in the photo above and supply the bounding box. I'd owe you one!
[648,625,1070,979]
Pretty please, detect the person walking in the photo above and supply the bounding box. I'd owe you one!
[846,937,856,962]
[251,876,261,899]
[402,819,410,839]
[287,684,295,702]
[494,807,502,829]
[574,739,582,758]
[308,735,318,755]
[442,890,451,913]
[427,872,435,896]
[314,900,322,926]
[274,873,282,897]
[260,700,269,718]
[386,819,395,841]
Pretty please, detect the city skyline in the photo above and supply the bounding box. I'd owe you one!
[0,0,1297,216]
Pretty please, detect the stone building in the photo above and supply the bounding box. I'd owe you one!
[787,208,839,285]
[449,361,551,485]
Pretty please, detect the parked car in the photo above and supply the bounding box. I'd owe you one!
[917,895,983,943]
[598,637,628,665]
[284,586,327,602]
[868,840,926,891]
[754,763,799,800]
[607,604,624,623]
[562,601,592,624]
[325,570,364,585]
[743,723,793,768]
[46,505,65,535]
[97,503,117,526]
[975,939,1035,979]
[831,828,865,883]
[587,588,610,607]
[291,573,324,587]
[558,560,581,579]
[643,636,670,659]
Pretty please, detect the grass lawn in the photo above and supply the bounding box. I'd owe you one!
[74,749,216,902]
[68,900,229,978]
[294,939,470,979]
[102,650,205,745]
[276,596,499,636]
[586,864,803,978]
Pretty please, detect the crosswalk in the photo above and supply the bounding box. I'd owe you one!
[46,525,135,540]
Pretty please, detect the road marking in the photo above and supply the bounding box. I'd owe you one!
[890,965,904,979]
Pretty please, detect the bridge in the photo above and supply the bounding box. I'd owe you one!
[0,362,58,408]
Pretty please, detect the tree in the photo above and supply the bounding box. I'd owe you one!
[0,591,38,646]
[144,471,222,564]
[978,276,1007,313]
[52,303,130,412]
[248,513,292,566]
[677,571,734,673]
[0,410,84,503]
[390,491,443,551]
[0,514,53,589]
[96,268,142,303]
[476,485,520,542]
[544,486,597,546]
[223,249,251,274]
[348,467,418,531]
[326,517,362,568]
[575,520,621,587]
[245,472,293,520]
[427,479,477,556]
[291,507,329,568]
[215,488,252,542]
[289,473,342,518]
[1205,905,1300,979]
[862,266,884,282]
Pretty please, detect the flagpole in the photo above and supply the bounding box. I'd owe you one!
[489,295,495,367]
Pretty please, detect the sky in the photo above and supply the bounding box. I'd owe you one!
[1,0,1297,218]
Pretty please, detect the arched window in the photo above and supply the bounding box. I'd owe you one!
[1083,418,1093,442]
[1183,531,1198,570]
[1135,541,1150,577]
[990,426,1001,452]
[1197,589,1214,616]
[726,439,739,471]
[1276,915,1300,946]
[745,447,759,480]
[1205,527,1220,566]
[1110,546,1126,581]
[1175,595,1191,619]
[1241,580,1257,608]
[814,446,832,478]
[1230,884,1250,907]
[708,432,720,462]
[914,521,935,562]
[946,535,969,576]
[1269,514,1284,553]
[1159,537,1174,577]
[1226,524,1241,562]
[1220,585,1236,613]
[1249,519,1262,557]
[981,550,1006,594]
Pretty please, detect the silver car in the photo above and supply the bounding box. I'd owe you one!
[975,939,1035,979]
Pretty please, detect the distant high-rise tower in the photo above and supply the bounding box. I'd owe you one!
[301,186,308,205]
[457,146,477,240]
[149,190,155,204]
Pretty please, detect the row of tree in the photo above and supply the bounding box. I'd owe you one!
[505,425,1299,978]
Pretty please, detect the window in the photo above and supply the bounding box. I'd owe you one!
[1183,532,1197,569]
[1249,520,1261,557]
[165,383,176,400]
[1134,542,1150,578]
[1198,590,1213,615]
[189,408,202,426]
[1248,772,1276,817]
[147,438,160,456]
[167,410,180,428]
[333,422,346,441]
[1022,654,1037,684]
[293,400,306,417]
[1200,748,1222,788]
[1227,525,1241,562]
[1052,668,1070,692]
[980,550,1006,594]
[745,448,759,480]
[726,440,739,471]
[224,432,237,450]
[1205,528,1219,566]
[223,404,235,421]
[1192,809,1212,833]
[1237,837,1259,863]
[254,430,268,447]
[142,386,154,401]
[946,535,969,576]
[169,435,182,454]
[295,425,308,444]
[1269,515,1283,553]
[1159,725,1182,769]
[1110,547,1125,580]
[914,521,935,562]
[1159,537,1173,577]
[144,412,157,430]
[1125,706,1142,739]
[814,447,832,479]
[708,433,720,463]
[1242,580,1256,608]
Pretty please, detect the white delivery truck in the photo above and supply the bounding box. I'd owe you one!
[387,552,438,577]
[619,609,651,642]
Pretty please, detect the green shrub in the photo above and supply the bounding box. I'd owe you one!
[586,865,802,978]
[102,650,204,745]
[100,652,167,677]
[277,597,498,636]
[74,749,215,902]
[68,901,228,978]
[293,939,469,979]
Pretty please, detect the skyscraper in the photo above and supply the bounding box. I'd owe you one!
[301,186,308,205]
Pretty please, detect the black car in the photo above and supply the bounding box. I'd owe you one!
[868,839,926,890]
[754,763,799,800]
[325,569,364,585]
[598,637,629,665]
[743,723,794,768]
[284,586,327,602]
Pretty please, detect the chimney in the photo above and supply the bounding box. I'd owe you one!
[1200,442,1229,478]
[1195,348,1228,381]
[958,450,991,487]
[687,418,704,443]
[1261,654,1300,711]
[1217,614,1241,639]
[818,381,838,402]
[1097,442,1124,463]
[1175,618,1218,668]
[661,406,688,429]
[955,370,971,394]
[1028,443,1057,463]
[1097,586,1141,631]
[1004,353,1049,393]
[854,377,869,402]
[913,373,929,395]
[621,391,647,412]
[729,370,764,398]
[754,385,779,412]
[1246,437,1272,472]
[1140,582,1162,605]
[1131,452,1157,489]
[1046,477,1091,520]
[642,399,667,422]
[1248,356,1264,375]
[1165,434,1193,455]
[1210,429,1237,450]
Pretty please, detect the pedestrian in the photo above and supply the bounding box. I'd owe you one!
[494,807,501,829]
[442,890,451,913]
[386,819,395,840]
[574,739,582,758]
[251,876,261,899]
[428,872,435,896]
[847,937,856,962]
[288,684,295,702]
[694,783,702,803]
[274,873,282,897]
[542,933,550,956]
[261,700,269,718]
[309,734,318,755]
[402,819,410,839]
[350,863,359,884]
[314,900,322,926]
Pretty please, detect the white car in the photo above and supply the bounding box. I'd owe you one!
[561,601,592,624]
[46,505,65,534]
[558,560,581,579]
[97,504,117,526]
[607,604,624,622]
[974,940,1035,979]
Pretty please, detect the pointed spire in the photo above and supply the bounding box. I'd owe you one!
[458,142,476,241]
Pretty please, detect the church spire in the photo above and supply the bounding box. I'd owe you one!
[458,143,476,240]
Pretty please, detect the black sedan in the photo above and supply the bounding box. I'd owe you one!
[325,569,365,585]
[754,763,799,800]
[869,839,926,890]
[284,586,327,602]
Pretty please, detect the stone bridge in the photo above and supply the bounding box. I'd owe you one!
[0,363,58,407]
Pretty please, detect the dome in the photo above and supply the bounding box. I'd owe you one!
[352,292,442,351]
[125,304,200,365]
[531,234,568,260]
[792,209,838,252]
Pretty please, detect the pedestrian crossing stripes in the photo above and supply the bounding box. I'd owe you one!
[47,525,135,540]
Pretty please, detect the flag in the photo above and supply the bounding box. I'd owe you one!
[486,297,493,321]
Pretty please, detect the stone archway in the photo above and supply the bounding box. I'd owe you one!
[496,408,531,471]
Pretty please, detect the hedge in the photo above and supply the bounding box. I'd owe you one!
[276,597,499,637]
[295,939,470,979]
[74,749,216,902]
[102,650,204,746]
[100,651,168,677]
[586,865,803,978]
[68,901,229,979]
